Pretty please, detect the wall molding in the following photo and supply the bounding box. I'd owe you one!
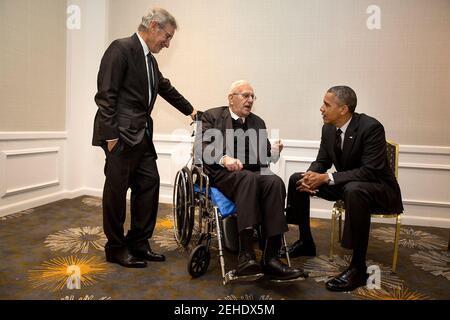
[1,147,61,198]
[399,162,450,171]
[2,147,60,157]
[403,199,450,208]
[157,149,175,187]
[0,131,68,141]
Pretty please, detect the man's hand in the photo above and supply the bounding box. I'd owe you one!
[190,109,198,120]
[296,171,329,194]
[107,139,119,152]
[223,156,243,172]
[271,139,284,155]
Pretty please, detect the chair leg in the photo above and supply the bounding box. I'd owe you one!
[338,214,342,242]
[392,215,401,273]
[330,211,335,259]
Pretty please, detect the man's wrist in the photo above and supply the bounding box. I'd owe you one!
[327,172,335,185]
[219,155,228,167]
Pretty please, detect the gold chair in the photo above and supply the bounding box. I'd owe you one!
[329,141,402,273]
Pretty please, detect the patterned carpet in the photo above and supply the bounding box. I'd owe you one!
[0,196,449,300]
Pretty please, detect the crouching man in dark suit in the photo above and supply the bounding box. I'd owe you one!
[284,86,403,291]
[93,8,197,268]
[200,80,307,281]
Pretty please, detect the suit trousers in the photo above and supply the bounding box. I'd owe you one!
[213,169,288,238]
[102,136,160,252]
[286,172,391,258]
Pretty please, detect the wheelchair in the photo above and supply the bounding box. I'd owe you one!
[172,111,292,285]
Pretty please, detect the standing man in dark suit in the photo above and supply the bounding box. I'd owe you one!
[200,80,307,281]
[284,86,403,291]
[93,8,197,268]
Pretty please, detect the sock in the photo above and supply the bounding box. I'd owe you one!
[264,234,282,262]
[239,228,255,258]
[349,249,367,271]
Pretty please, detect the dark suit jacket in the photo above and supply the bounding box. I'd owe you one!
[92,33,193,155]
[200,106,272,180]
[310,112,403,213]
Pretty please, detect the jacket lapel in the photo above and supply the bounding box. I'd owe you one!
[341,114,359,168]
[131,34,150,108]
[220,107,233,130]
[330,127,342,170]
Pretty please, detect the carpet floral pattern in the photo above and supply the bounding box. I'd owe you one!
[0,196,448,300]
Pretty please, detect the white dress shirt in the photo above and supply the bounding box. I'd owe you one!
[136,32,153,104]
[328,117,352,185]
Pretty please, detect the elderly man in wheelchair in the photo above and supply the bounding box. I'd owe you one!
[177,80,307,283]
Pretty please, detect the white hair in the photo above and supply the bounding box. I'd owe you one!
[138,7,178,31]
[229,80,251,94]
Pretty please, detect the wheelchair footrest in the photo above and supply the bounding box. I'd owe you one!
[267,276,307,283]
[224,270,264,284]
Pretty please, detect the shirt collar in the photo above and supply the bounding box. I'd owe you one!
[136,32,150,56]
[228,108,245,123]
[338,116,352,135]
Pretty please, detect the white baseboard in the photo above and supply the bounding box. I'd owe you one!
[0,191,67,217]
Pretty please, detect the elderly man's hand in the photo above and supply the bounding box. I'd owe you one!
[223,156,243,172]
[190,109,198,120]
[296,171,329,194]
[271,139,284,155]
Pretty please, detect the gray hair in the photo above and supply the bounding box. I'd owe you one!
[327,85,357,113]
[229,80,251,94]
[138,7,178,32]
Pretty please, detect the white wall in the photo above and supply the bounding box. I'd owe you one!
[107,0,450,147]
[1,0,449,230]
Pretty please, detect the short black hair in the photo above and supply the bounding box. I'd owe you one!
[327,86,357,113]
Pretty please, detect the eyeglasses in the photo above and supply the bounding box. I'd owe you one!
[232,93,257,101]
[158,25,174,41]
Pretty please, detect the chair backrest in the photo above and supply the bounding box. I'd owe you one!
[386,140,399,179]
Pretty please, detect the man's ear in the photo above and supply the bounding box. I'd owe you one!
[149,20,159,32]
[341,104,349,115]
[228,94,234,105]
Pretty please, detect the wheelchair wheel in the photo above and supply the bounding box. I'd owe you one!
[188,245,210,278]
[173,167,195,247]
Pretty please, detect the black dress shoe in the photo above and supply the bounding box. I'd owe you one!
[105,248,147,268]
[281,240,316,258]
[325,267,368,292]
[236,252,262,276]
[262,258,308,281]
[132,248,166,262]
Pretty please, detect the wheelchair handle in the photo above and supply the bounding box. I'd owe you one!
[190,110,204,127]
